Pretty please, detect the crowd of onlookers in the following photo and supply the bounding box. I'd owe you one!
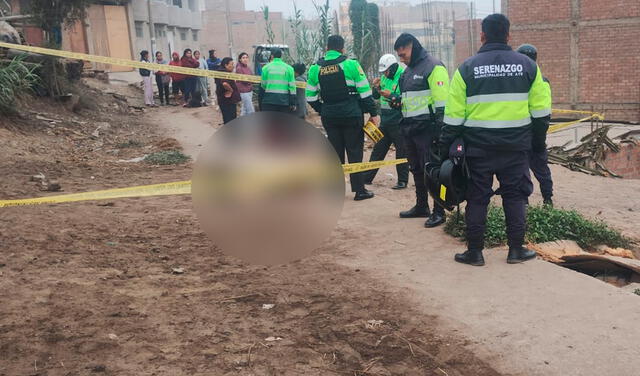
[139,48,308,124]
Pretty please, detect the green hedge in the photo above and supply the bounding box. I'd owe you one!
[444,205,631,250]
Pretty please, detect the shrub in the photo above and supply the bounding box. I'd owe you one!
[444,204,631,250]
[0,56,39,115]
[144,150,190,165]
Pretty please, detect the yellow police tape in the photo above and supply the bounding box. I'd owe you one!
[0,159,408,208]
[0,41,307,89]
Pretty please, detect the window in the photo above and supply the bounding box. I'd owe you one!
[192,30,198,41]
[154,24,166,38]
[172,0,183,7]
[135,22,144,38]
[180,29,187,41]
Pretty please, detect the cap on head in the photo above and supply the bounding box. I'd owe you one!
[378,54,398,73]
[516,44,538,62]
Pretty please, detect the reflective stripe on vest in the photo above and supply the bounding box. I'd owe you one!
[463,117,531,128]
[466,92,529,104]
[401,89,431,117]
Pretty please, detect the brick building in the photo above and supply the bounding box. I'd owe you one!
[201,0,292,62]
[504,0,640,122]
[453,18,481,68]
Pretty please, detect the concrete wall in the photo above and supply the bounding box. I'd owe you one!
[132,0,204,57]
[503,0,640,122]
[201,0,292,65]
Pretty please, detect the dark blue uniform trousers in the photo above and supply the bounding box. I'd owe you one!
[529,149,553,200]
[465,149,533,251]
[403,127,445,215]
[364,121,409,184]
[321,116,366,193]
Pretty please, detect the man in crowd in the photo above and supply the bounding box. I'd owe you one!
[439,14,552,266]
[394,33,449,227]
[517,43,554,207]
[306,35,380,201]
[259,48,297,113]
[364,53,409,190]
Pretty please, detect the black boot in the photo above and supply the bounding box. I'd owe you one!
[354,189,374,201]
[454,250,485,266]
[400,205,429,218]
[543,197,553,207]
[424,212,445,228]
[507,247,537,264]
[392,181,407,190]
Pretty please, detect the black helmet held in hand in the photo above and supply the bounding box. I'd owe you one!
[516,44,538,62]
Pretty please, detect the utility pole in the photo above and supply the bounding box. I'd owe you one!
[493,0,496,13]
[147,0,156,57]
[224,0,234,58]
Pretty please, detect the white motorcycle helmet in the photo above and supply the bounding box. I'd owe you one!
[378,54,398,73]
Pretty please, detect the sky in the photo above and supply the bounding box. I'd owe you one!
[243,0,501,18]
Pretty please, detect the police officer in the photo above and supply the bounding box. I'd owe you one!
[306,35,380,201]
[439,14,552,266]
[364,54,409,189]
[259,48,297,113]
[394,33,449,228]
[517,43,554,206]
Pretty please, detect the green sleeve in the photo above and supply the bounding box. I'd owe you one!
[260,64,268,89]
[427,65,449,109]
[305,65,320,102]
[287,65,296,95]
[352,60,373,99]
[443,69,466,125]
[529,66,552,118]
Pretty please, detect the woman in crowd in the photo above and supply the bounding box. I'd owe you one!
[215,57,241,124]
[169,52,185,104]
[139,50,156,107]
[154,51,171,106]
[235,52,255,115]
[194,50,209,106]
[180,48,200,107]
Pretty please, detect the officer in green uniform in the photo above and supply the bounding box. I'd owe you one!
[306,35,380,201]
[364,54,409,189]
[394,33,450,228]
[259,48,297,113]
[439,14,552,266]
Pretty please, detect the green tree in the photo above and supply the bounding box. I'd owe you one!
[289,1,312,64]
[287,0,332,66]
[261,5,275,44]
[27,0,91,45]
[349,0,381,75]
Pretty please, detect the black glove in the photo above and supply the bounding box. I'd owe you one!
[388,94,402,110]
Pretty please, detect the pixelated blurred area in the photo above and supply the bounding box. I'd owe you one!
[192,112,345,265]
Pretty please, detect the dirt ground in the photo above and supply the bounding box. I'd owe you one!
[0,80,501,375]
[2,78,640,376]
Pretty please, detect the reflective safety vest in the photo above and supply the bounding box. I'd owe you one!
[443,43,552,149]
[398,49,449,122]
[260,58,296,106]
[379,64,404,110]
[306,50,376,118]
